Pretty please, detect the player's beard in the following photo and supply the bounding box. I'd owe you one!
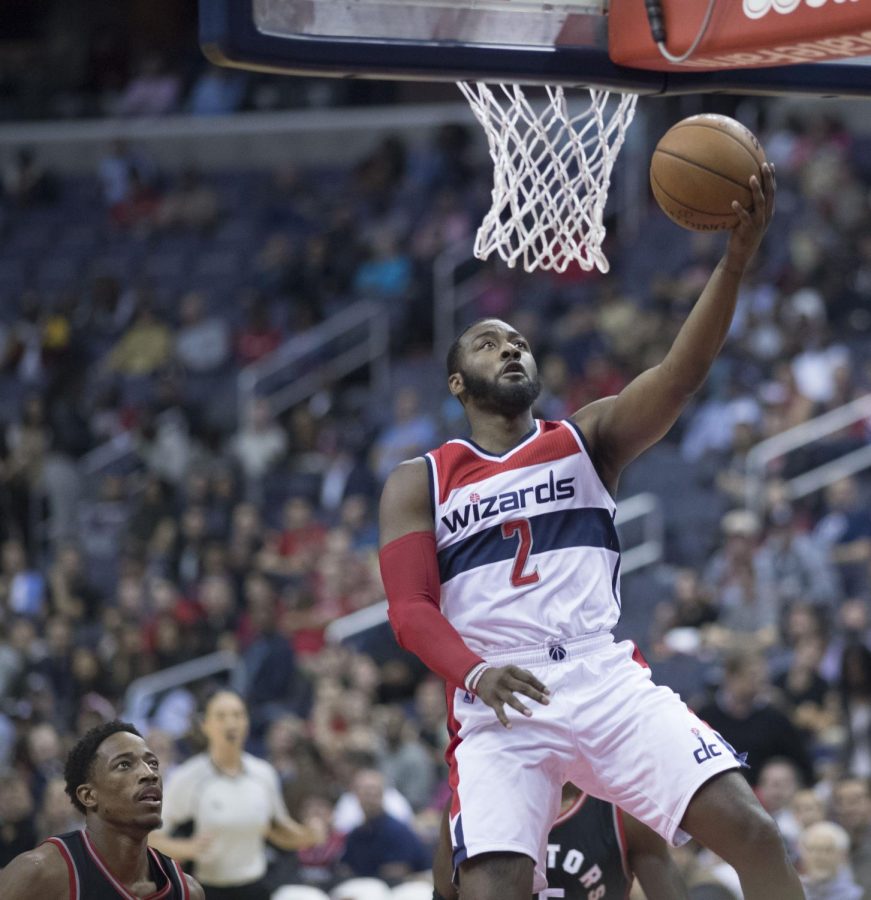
[461,367,541,417]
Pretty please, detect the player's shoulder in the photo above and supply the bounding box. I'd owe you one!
[380,456,430,503]
[184,872,206,899]
[570,396,616,435]
[0,842,70,897]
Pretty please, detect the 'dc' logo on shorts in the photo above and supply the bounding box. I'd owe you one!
[548,645,567,661]
[743,0,856,19]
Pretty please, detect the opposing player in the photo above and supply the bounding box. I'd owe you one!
[433,783,688,900]
[0,720,204,899]
[379,164,803,900]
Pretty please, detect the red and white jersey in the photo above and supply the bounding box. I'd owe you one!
[426,419,621,654]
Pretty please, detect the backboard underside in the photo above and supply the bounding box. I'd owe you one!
[200,0,871,97]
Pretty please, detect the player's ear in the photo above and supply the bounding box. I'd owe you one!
[77,783,98,812]
[448,372,464,397]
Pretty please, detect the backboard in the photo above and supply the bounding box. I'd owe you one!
[200,0,871,97]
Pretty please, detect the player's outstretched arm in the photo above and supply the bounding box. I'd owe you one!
[0,845,70,899]
[575,164,776,489]
[623,812,689,900]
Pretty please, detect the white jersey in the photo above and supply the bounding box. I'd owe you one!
[426,419,620,655]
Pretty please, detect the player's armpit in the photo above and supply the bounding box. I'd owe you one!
[0,846,70,898]
[380,530,483,686]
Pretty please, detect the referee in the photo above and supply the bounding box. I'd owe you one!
[150,690,320,900]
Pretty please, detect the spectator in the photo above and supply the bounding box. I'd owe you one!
[103,305,172,376]
[234,573,306,728]
[791,788,826,832]
[260,495,327,579]
[695,648,814,786]
[798,821,862,900]
[702,510,778,649]
[156,168,221,232]
[109,167,161,231]
[813,476,871,597]
[23,722,64,805]
[174,291,231,374]
[774,633,839,755]
[47,542,103,624]
[115,54,181,117]
[838,642,871,779]
[295,793,347,891]
[0,774,36,867]
[230,397,288,485]
[188,65,248,116]
[755,501,841,610]
[376,705,436,813]
[340,769,430,882]
[756,757,803,855]
[97,139,156,210]
[0,537,44,619]
[369,387,437,484]
[832,776,871,893]
[234,294,284,365]
[2,147,57,206]
[333,757,414,835]
[34,776,81,842]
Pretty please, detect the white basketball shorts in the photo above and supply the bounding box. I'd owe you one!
[446,633,744,893]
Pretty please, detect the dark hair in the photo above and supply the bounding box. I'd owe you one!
[445,318,496,377]
[839,640,871,700]
[64,721,141,814]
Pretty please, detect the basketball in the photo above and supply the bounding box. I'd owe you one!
[649,114,766,231]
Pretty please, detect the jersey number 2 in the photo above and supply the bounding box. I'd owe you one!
[502,519,540,587]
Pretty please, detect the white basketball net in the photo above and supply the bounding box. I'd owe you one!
[458,82,638,274]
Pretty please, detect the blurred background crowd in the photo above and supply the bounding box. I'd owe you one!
[4,1,871,898]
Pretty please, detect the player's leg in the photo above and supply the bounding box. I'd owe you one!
[560,641,801,897]
[458,851,534,900]
[433,800,458,900]
[445,671,566,899]
[680,771,804,900]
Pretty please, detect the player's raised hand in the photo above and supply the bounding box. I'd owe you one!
[475,665,550,728]
[726,161,776,268]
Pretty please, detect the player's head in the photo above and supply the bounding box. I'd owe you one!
[64,721,162,831]
[446,318,540,416]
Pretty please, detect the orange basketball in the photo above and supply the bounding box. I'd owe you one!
[649,114,766,231]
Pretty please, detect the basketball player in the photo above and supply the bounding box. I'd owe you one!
[379,164,803,900]
[0,721,204,899]
[432,783,688,899]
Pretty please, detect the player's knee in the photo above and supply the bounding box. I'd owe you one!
[458,852,533,900]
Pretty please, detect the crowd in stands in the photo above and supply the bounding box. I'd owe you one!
[4,80,871,896]
[0,0,404,122]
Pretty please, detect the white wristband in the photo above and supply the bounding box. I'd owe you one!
[464,662,489,694]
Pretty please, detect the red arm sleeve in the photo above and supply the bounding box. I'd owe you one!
[379,531,483,687]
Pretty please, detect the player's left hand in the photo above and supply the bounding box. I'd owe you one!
[725,162,776,269]
[475,665,550,728]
